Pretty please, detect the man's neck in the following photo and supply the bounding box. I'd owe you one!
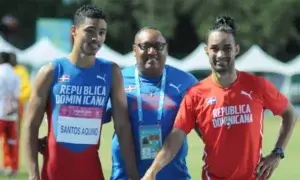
[212,69,238,87]
[139,68,163,79]
[69,51,95,68]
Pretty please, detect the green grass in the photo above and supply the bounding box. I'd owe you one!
[1,116,299,180]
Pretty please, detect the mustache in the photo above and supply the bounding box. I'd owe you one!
[146,55,158,59]
[215,58,230,61]
[88,42,101,47]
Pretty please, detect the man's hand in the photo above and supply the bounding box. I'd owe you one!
[141,170,156,180]
[255,154,280,180]
[145,128,186,176]
[38,136,47,155]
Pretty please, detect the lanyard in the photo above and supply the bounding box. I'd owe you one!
[135,67,166,124]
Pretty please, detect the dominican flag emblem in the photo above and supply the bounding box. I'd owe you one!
[125,85,136,92]
[206,97,217,105]
[58,75,70,82]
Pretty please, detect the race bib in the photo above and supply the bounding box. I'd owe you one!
[57,105,102,145]
[139,125,162,160]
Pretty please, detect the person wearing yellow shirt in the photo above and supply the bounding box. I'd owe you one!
[9,52,32,105]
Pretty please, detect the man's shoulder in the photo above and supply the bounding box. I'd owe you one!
[238,71,265,87]
[239,71,261,81]
[0,63,13,71]
[166,65,198,85]
[0,64,17,76]
[167,65,192,78]
[184,77,212,99]
[52,57,68,63]
[36,63,55,81]
[95,58,115,65]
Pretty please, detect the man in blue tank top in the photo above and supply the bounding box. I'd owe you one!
[103,27,199,180]
[24,5,139,180]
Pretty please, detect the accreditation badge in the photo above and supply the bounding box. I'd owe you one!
[139,125,162,160]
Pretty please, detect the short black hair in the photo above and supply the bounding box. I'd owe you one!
[207,16,237,40]
[0,52,10,64]
[8,52,17,66]
[134,26,165,43]
[73,4,106,27]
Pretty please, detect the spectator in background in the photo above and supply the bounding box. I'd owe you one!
[0,52,20,178]
[7,52,31,133]
[1,52,32,178]
[8,52,32,109]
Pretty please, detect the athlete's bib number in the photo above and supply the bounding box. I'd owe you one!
[139,125,162,160]
[57,105,102,145]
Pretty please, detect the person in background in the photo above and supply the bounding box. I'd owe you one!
[1,52,32,178]
[142,16,297,180]
[103,27,199,180]
[8,52,32,119]
[0,52,20,179]
[23,4,138,180]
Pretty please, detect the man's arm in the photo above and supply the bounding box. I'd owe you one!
[185,74,201,137]
[110,63,139,180]
[23,63,53,180]
[274,102,297,150]
[144,128,186,177]
[256,78,297,179]
[256,103,297,179]
[13,75,21,101]
[143,90,196,178]
[260,78,297,150]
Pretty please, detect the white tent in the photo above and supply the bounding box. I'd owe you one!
[180,43,211,71]
[286,55,300,75]
[122,51,182,69]
[122,52,135,67]
[0,35,21,53]
[284,56,300,104]
[165,56,182,69]
[17,37,68,68]
[96,45,124,65]
[236,45,290,75]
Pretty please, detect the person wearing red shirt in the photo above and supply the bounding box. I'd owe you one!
[142,16,297,180]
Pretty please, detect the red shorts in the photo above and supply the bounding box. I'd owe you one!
[0,120,19,171]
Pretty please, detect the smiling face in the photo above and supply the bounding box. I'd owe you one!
[71,17,107,56]
[133,29,168,77]
[205,30,240,74]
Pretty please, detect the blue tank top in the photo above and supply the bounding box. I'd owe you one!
[104,65,198,180]
[44,58,113,180]
[48,57,112,152]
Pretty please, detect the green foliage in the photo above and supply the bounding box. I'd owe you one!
[91,0,300,59]
[0,0,299,60]
[92,0,177,38]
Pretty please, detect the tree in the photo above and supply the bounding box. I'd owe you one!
[183,0,300,61]
[92,0,178,53]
